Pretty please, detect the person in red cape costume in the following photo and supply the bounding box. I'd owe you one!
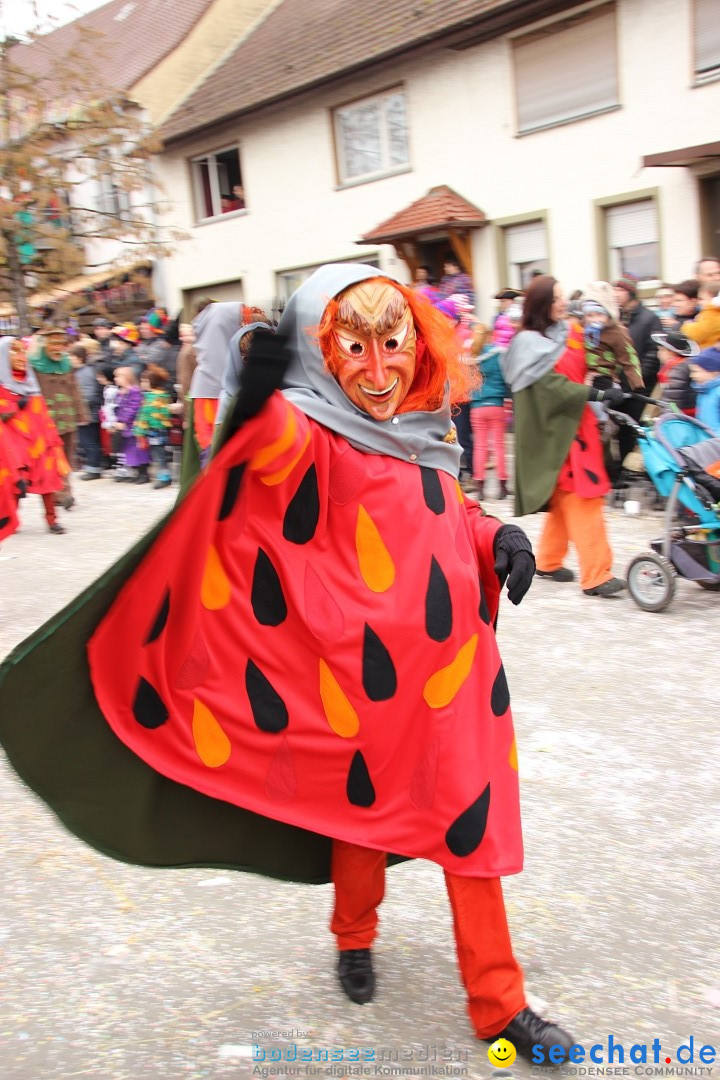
[0,336,69,535]
[87,264,574,1058]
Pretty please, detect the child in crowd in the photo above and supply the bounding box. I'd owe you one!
[653,332,700,416]
[469,325,510,500]
[69,343,103,480]
[96,364,120,472]
[491,290,522,348]
[134,365,173,489]
[113,366,150,483]
[681,282,720,349]
[689,347,720,434]
[580,282,644,393]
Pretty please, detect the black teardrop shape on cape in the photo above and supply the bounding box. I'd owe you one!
[251,548,287,625]
[584,467,600,484]
[133,677,169,729]
[445,783,491,857]
[347,750,376,807]
[218,464,247,521]
[420,466,445,515]
[283,464,320,544]
[144,588,170,644]
[478,577,491,625]
[246,659,289,732]
[426,557,453,641]
[362,624,397,701]
[491,664,510,716]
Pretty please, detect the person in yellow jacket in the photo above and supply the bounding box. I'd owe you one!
[681,282,720,349]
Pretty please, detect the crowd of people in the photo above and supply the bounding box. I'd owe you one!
[0,309,199,539]
[1,257,720,551]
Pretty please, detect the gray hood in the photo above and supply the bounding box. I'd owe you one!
[278,264,462,476]
[0,337,42,396]
[501,321,569,393]
[189,301,241,399]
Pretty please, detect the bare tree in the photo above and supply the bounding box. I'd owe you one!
[0,15,178,331]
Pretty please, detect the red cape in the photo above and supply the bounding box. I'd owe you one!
[89,393,522,877]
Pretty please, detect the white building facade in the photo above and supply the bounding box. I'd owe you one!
[155,0,720,322]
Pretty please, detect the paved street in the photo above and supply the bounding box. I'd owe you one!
[0,475,718,1080]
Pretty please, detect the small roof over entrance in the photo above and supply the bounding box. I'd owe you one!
[642,141,720,167]
[359,185,486,280]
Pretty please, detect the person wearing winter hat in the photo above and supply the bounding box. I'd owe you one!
[689,346,720,434]
[110,324,144,378]
[136,311,171,370]
[580,282,644,393]
[653,331,700,416]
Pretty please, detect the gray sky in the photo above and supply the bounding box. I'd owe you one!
[0,0,107,39]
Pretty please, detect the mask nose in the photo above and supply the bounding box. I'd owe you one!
[366,339,389,389]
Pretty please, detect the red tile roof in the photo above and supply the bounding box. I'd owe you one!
[160,0,578,143]
[9,0,213,94]
[361,186,486,243]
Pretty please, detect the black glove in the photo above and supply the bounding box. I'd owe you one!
[230,329,289,427]
[16,478,27,499]
[493,524,536,606]
[587,385,625,408]
[16,396,29,410]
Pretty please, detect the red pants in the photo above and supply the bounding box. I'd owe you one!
[330,839,526,1039]
[41,492,57,526]
[536,488,613,592]
[471,406,507,481]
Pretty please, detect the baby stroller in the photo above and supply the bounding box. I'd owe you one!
[609,396,720,611]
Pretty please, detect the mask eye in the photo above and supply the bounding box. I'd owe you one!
[336,332,367,358]
[383,322,409,352]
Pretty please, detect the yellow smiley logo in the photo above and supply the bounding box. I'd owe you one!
[487,1038,517,1069]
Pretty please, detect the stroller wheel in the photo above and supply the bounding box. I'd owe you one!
[697,579,720,591]
[626,552,677,612]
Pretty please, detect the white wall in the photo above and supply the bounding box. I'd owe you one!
[155,0,720,321]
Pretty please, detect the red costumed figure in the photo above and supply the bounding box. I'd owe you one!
[0,411,19,543]
[0,267,576,1062]
[0,336,70,535]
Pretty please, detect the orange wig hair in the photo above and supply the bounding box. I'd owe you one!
[316,280,477,413]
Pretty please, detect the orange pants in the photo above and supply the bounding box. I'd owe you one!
[330,839,526,1039]
[536,488,613,592]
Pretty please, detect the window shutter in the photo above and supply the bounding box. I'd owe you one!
[606,202,657,247]
[695,0,720,75]
[505,220,547,263]
[514,6,618,132]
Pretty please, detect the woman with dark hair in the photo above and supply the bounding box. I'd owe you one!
[502,276,627,597]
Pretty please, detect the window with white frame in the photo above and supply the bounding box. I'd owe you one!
[694,0,720,81]
[605,201,659,283]
[333,89,410,184]
[503,220,549,289]
[191,146,244,220]
[512,4,618,134]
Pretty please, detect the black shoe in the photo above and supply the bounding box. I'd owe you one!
[488,1006,575,1064]
[153,478,172,489]
[48,522,66,534]
[80,472,101,481]
[337,949,375,1005]
[134,474,150,485]
[535,567,575,582]
[476,481,484,500]
[497,480,510,500]
[583,576,627,597]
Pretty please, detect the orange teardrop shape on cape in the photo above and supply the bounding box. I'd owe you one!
[192,699,231,767]
[201,544,231,610]
[356,505,395,592]
[319,659,360,738]
[508,738,518,771]
[423,634,478,709]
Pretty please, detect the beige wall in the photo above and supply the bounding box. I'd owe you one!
[133,0,283,126]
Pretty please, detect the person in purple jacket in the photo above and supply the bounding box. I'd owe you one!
[113,366,151,483]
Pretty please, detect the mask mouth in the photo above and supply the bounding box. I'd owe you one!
[360,378,398,399]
